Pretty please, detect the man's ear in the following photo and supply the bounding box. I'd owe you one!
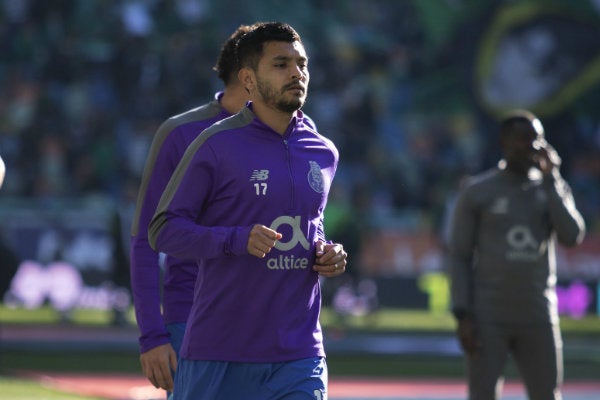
[238,67,255,93]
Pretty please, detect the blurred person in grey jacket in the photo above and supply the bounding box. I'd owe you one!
[0,155,5,188]
[0,154,20,300]
[448,109,585,400]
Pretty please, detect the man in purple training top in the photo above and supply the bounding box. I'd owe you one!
[149,22,347,400]
[129,25,253,394]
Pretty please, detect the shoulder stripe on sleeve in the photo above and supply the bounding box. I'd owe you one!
[131,101,222,236]
[148,108,253,248]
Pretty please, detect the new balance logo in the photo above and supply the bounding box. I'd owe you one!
[490,197,509,214]
[250,169,269,181]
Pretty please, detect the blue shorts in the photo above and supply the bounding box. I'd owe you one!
[173,357,327,400]
[166,322,186,358]
[166,323,186,400]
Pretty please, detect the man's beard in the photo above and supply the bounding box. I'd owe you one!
[256,77,305,113]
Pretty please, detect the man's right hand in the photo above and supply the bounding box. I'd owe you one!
[247,224,282,258]
[140,343,178,391]
[456,316,481,356]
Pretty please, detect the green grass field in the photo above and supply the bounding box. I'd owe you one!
[3,305,600,333]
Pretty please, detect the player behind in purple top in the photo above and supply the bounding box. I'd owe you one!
[448,109,585,400]
[129,25,253,393]
[148,22,347,400]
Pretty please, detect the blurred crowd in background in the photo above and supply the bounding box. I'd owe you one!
[1,0,599,281]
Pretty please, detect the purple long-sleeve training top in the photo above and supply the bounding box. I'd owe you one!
[148,104,338,362]
[130,93,231,353]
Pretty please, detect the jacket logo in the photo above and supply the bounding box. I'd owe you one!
[250,170,269,196]
[307,161,324,193]
[250,169,269,181]
[490,197,509,214]
[505,224,541,261]
[270,215,310,251]
[266,215,311,270]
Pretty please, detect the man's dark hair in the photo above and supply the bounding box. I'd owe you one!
[499,109,542,137]
[214,25,253,85]
[236,22,302,71]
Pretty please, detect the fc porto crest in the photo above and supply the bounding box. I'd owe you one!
[307,161,324,193]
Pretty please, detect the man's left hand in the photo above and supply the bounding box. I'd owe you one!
[313,240,347,277]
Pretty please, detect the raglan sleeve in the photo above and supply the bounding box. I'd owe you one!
[318,142,339,244]
[447,184,478,318]
[543,169,586,246]
[129,123,181,353]
[148,138,252,260]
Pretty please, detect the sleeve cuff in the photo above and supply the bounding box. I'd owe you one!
[229,225,254,256]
